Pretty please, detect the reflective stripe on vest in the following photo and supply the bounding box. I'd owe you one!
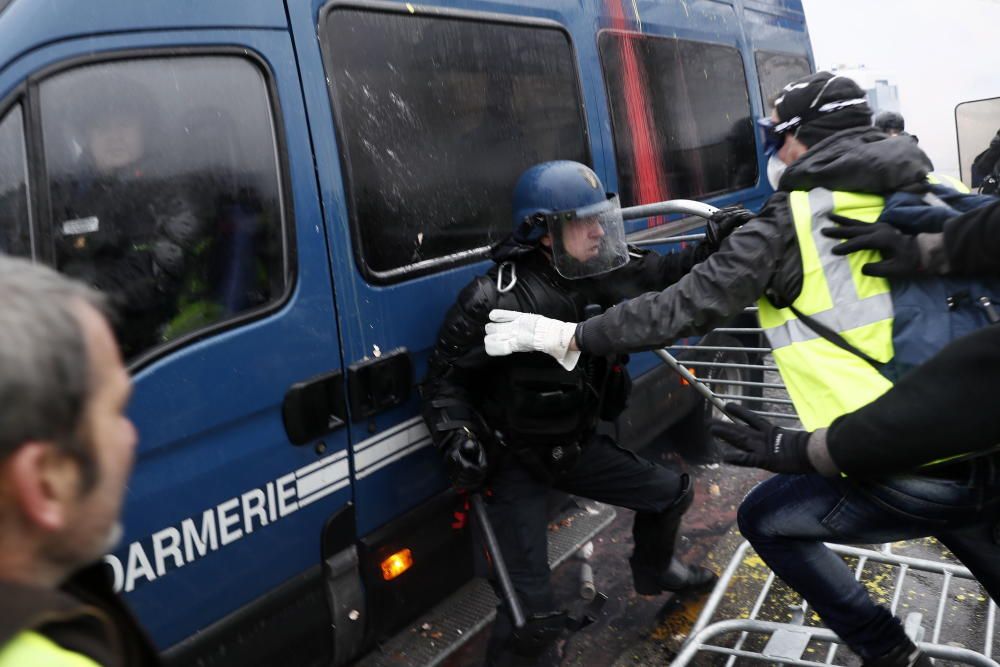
[927,172,971,193]
[0,631,102,667]
[757,188,895,430]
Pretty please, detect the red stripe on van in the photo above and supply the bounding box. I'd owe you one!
[605,0,669,227]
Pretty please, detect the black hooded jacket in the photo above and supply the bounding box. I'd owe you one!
[420,238,713,452]
[577,128,935,355]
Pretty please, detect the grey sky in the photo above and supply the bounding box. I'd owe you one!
[801,0,1000,178]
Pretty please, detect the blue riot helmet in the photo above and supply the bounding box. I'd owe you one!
[510,161,629,279]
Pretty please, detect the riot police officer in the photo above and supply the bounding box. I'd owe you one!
[421,161,743,666]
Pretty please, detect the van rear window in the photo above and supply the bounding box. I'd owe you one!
[0,105,31,257]
[39,57,288,362]
[598,32,757,207]
[755,51,812,111]
[322,9,589,281]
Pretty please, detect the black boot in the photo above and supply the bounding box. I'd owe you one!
[629,555,717,595]
[862,638,932,667]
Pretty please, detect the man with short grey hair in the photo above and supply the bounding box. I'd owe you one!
[0,257,159,666]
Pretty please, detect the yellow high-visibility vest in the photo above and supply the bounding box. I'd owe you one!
[757,188,894,430]
[926,172,971,193]
[0,630,102,667]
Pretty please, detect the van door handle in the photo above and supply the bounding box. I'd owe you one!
[347,348,413,421]
[282,370,348,445]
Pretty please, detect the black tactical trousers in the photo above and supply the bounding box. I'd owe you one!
[480,433,689,666]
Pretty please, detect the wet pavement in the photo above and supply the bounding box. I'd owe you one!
[370,297,994,667]
[437,362,997,667]
[440,449,772,667]
[440,449,999,667]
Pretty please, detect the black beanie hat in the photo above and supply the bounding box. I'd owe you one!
[774,71,873,147]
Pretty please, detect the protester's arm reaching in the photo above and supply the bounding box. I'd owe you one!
[822,199,1000,278]
[604,206,755,298]
[575,208,787,356]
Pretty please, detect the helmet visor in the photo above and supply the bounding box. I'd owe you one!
[548,195,628,279]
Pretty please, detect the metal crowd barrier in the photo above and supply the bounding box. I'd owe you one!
[671,541,998,666]
[658,307,996,665]
[667,303,800,426]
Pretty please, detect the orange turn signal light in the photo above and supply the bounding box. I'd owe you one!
[381,548,413,581]
[680,367,696,385]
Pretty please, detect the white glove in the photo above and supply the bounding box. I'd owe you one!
[484,309,581,370]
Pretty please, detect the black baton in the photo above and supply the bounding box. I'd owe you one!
[469,492,527,629]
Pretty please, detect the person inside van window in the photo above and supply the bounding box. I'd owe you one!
[48,77,203,358]
[421,160,747,666]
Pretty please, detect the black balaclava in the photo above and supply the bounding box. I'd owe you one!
[775,71,873,147]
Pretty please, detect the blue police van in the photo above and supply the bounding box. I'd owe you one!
[0,0,813,663]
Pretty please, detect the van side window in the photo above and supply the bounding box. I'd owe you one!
[755,52,812,111]
[0,105,31,257]
[322,9,589,281]
[598,32,756,205]
[39,57,287,362]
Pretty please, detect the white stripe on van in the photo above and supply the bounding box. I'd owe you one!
[353,416,424,453]
[295,456,350,499]
[354,419,431,478]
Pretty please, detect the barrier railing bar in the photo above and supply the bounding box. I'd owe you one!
[683,360,781,372]
[669,345,774,353]
[724,570,779,667]
[689,541,753,638]
[694,378,787,390]
[714,393,796,406]
[748,410,802,421]
[697,644,823,666]
[631,234,706,246]
[889,564,910,615]
[827,544,975,578]
[985,601,996,659]
[932,571,953,645]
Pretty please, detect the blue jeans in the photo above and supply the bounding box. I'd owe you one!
[737,457,1000,660]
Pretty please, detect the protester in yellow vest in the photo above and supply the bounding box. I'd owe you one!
[0,258,158,666]
[483,71,1000,667]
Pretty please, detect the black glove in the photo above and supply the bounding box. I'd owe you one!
[705,205,755,250]
[821,216,922,277]
[709,403,814,474]
[442,429,488,491]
